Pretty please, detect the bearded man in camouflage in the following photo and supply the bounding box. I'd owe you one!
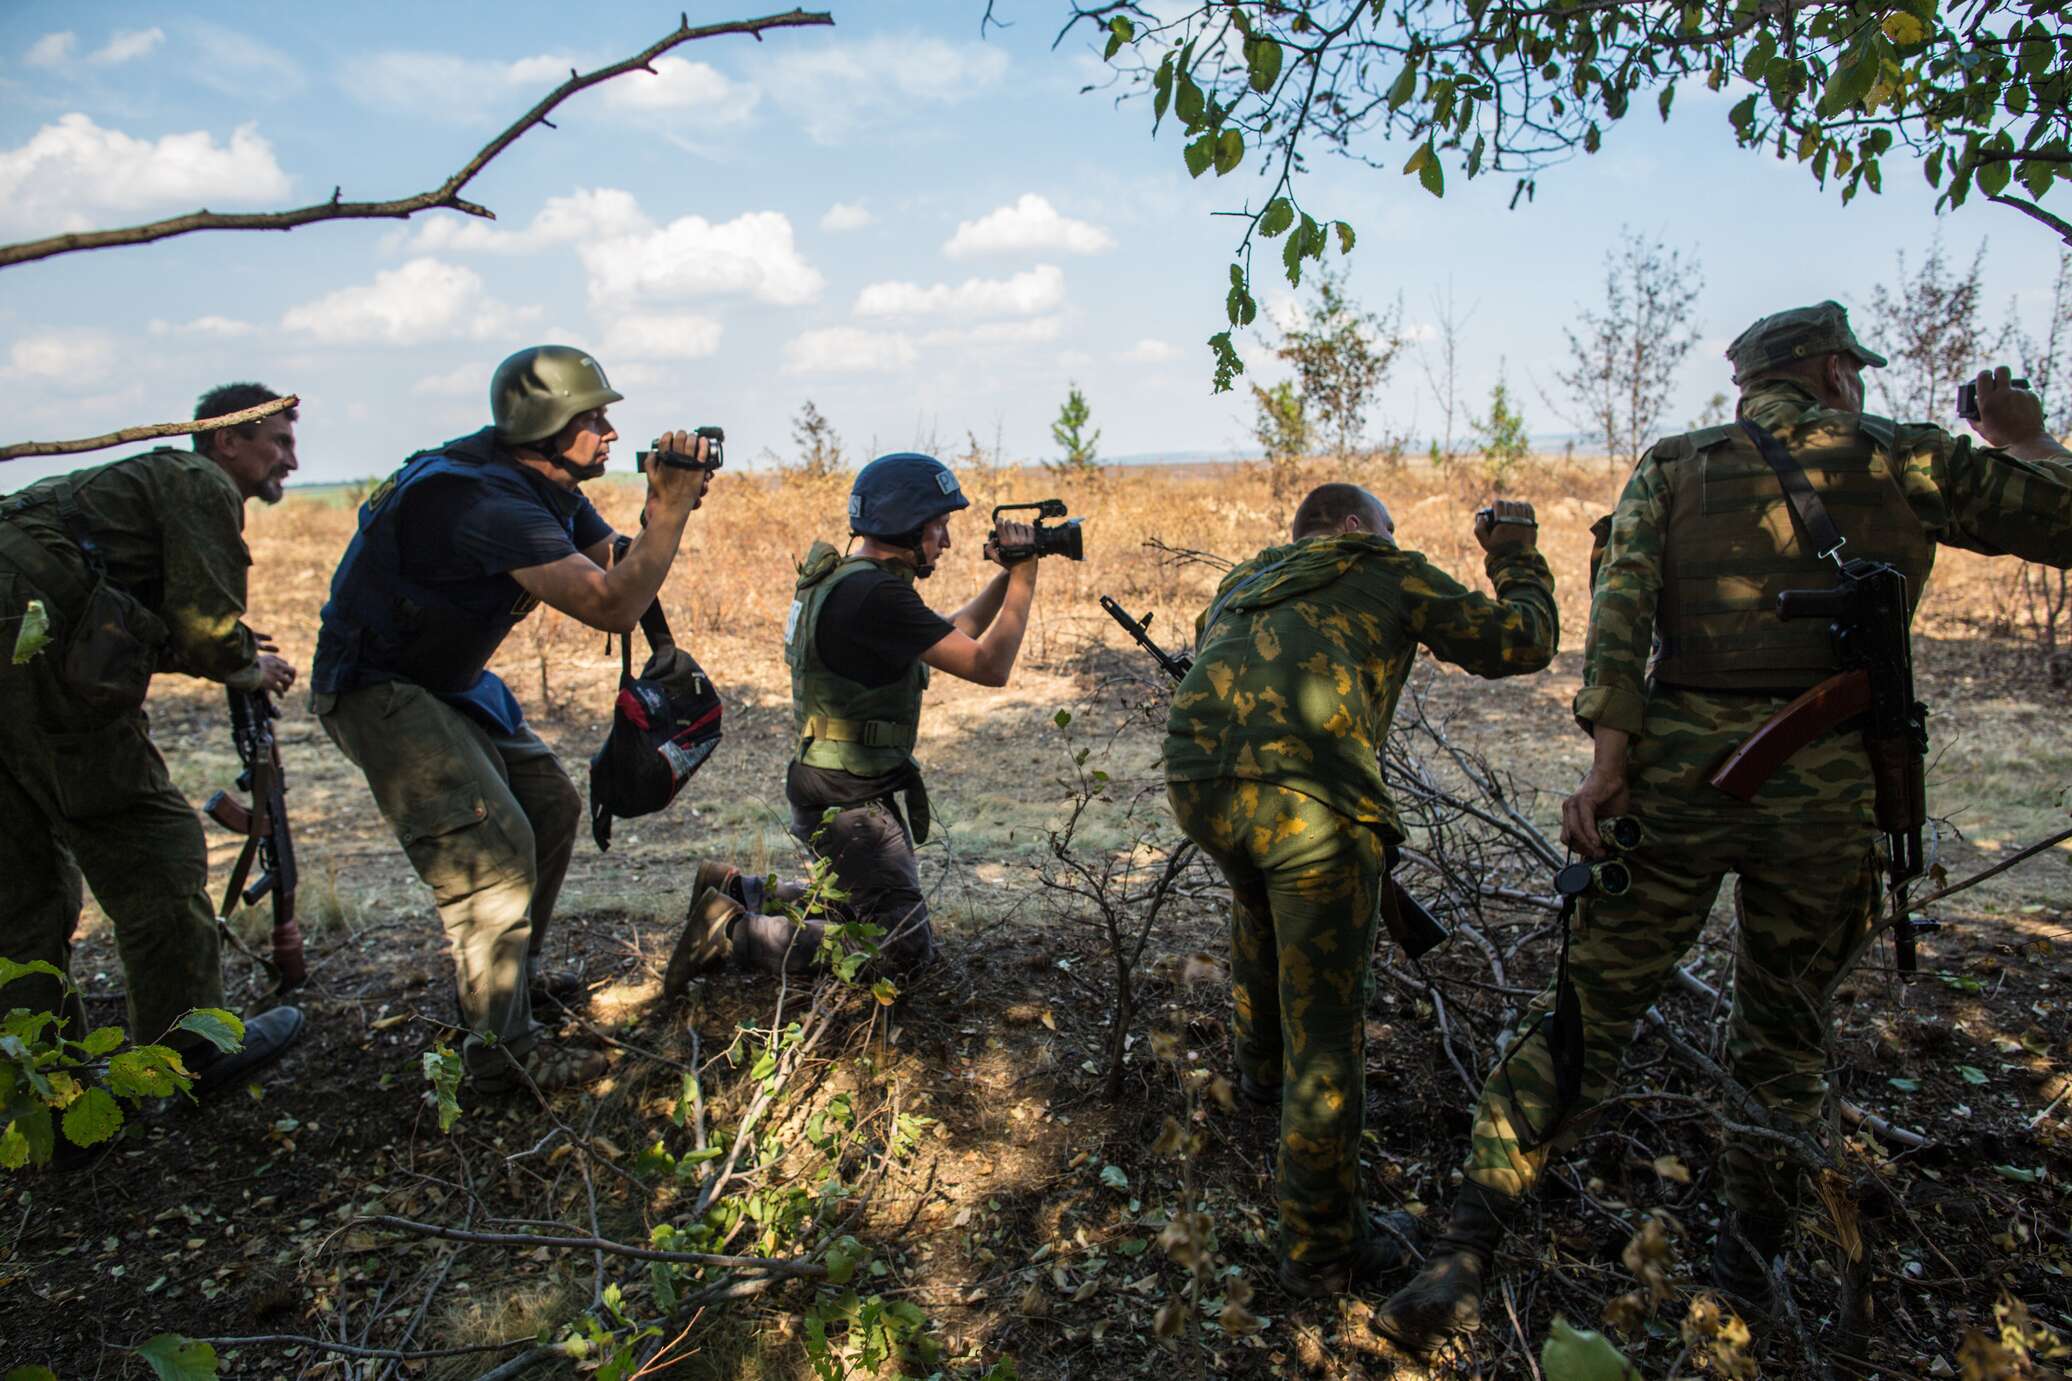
[1165,482,1557,1298]
[1379,303,2072,1354]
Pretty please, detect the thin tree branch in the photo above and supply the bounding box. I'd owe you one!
[0,11,834,270]
[358,1215,829,1277]
[0,394,299,462]
[1987,191,2072,247]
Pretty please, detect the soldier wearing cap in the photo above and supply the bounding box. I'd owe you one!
[663,453,1040,987]
[1378,304,2072,1353]
[310,346,713,1092]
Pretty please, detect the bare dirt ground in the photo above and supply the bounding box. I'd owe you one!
[4,460,2069,1379]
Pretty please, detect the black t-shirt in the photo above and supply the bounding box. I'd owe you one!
[398,464,613,595]
[814,568,955,688]
[787,568,954,809]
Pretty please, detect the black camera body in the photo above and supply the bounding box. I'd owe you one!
[1956,378,2030,421]
[991,499,1085,561]
[635,426,727,473]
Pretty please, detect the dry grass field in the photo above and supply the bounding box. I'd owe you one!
[6,455,2070,1379]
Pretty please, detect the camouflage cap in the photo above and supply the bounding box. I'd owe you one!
[1726,300,1888,384]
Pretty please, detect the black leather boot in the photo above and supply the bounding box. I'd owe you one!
[1709,1211,1789,1316]
[1373,1180,1520,1356]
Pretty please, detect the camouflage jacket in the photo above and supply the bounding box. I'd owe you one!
[1,448,259,682]
[1164,532,1558,839]
[1578,380,2072,736]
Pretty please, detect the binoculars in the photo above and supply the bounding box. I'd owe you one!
[991,499,1085,561]
[1955,378,2030,421]
[635,425,727,473]
[1553,815,1643,898]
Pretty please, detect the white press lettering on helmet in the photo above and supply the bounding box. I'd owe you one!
[935,470,959,495]
[848,494,864,518]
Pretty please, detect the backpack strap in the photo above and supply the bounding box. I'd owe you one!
[1738,419,1848,565]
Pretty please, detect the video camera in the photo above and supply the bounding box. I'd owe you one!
[990,499,1085,562]
[635,426,727,473]
[1955,378,2031,421]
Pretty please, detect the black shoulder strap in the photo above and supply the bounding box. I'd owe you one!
[1738,419,1847,564]
[608,534,677,684]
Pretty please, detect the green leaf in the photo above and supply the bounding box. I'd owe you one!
[1956,1064,1988,1086]
[1887,1076,1920,1092]
[174,1008,245,1055]
[421,1044,463,1133]
[1099,1163,1129,1190]
[1992,1164,2043,1184]
[1152,57,1173,124]
[107,1046,189,1099]
[1333,221,1355,254]
[61,1086,122,1147]
[1657,83,1675,121]
[10,599,51,666]
[1406,142,1445,197]
[1182,135,1214,178]
[1175,72,1205,127]
[1388,61,1418,110]
[1258,197,1294,238]
[1728,93,1758,136]
[80,1024,126,1057]
[1541,1315,1641,1381]
[0,957,63,989]
[1208,331,1244,394]
[1245,35,1283,93]
[7,1366,61,1381]
[137,1334,220,1381]
[1053,708,1072,729]
[2020,158,2057,201]
[1213,128,1244,176]
[826,1234,864,1285]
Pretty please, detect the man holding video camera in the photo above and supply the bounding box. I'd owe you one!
[1378,304,2072,1356]
[665,452,1042,987]
[311,345,714,1093]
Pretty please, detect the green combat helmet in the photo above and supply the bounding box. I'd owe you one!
[490,345,624,445]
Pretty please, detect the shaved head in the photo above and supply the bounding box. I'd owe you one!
[1292,483,1393,541]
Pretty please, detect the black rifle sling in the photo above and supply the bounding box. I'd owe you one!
[1738,419,1848,562]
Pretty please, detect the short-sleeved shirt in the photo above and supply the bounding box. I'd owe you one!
[785,568,955,808]
[398,463,613,596]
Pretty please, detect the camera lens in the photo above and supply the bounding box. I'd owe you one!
[1037,518,1085,561]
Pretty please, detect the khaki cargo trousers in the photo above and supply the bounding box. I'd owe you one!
[0,567,226,1053]
[316,681,579,1077]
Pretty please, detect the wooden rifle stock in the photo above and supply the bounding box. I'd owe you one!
[1707,670,1871,802]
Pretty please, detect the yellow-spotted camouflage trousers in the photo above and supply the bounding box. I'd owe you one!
[1467,686,1881,1215]
[1168,777,1389,1272]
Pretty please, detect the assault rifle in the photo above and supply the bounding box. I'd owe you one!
[1709,557,1933,973]
[1099,594,1450,960]
[205,687,307,990]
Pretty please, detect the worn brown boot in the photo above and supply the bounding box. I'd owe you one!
[664,886,743,1001]
[1279,1211,1423,1299]
[1373,1180,1519,1356]
[1709,1211,1788,1317]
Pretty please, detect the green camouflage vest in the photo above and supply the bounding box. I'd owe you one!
[1652,386,1934,690]
[786,541,929,776]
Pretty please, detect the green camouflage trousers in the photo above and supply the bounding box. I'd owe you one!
[316,682,580,1078]
[1168,777,1388,1270]
[1467,686,1880,1214]
[0,568,224,1053]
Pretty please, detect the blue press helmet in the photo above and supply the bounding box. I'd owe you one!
[848,452,970,539]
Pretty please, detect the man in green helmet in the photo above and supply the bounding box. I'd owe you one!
[1,383,309,1129]
[663,452,1039,988]
[1377,305,2072,1355]
[311,346,711,1092]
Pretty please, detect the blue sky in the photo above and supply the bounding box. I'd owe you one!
[1,1,2065,488]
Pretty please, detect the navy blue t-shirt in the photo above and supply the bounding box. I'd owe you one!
[399,463,613,597]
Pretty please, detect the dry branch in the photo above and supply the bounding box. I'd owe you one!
[358,1214,829,1277]
[0,394,299,462]
[0,10,833,271]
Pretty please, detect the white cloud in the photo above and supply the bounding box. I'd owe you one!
[768,36,1008,144]
[1119,338,1178,364]
[784,327,916,375]
[24,32,75,67]
[147,315,257,338]
[820,201,873,233]
[8,331,116,381]
[409,187,652,255]
[583,210,822,308]
[411,363,486,398]
[601,56,758,120]
[280,258,540,345]
[924,316,1066,347]
[600,313,723,361]
[943,194,1115,259]
[0,114,291,236]
[855,265,1064,320]
[91,28,165,65]
[187,22,305,96]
